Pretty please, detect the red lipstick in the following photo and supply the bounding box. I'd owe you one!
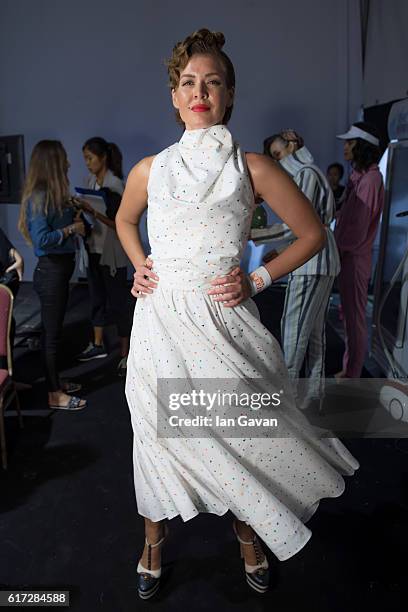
[191,105,210,112]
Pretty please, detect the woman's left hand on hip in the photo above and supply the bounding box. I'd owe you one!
[207,266,251,307]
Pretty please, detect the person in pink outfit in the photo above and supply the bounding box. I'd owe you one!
[334,122,384,378]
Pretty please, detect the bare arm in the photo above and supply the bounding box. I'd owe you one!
[94,210,116,230]
[6,247,24,281]
[246,153,326,281]
[208,153,326,307]
[74,198,117,230]
[115,156,159,297]
[115,156,154,268]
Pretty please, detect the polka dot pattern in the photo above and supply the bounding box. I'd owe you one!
[125,125,359,561]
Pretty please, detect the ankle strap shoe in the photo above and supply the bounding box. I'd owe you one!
[137,522,169,600]
[233,520,270,594]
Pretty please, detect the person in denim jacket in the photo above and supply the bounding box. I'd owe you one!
[18,140,87,410]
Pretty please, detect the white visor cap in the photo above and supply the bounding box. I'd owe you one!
[336,125,379,147]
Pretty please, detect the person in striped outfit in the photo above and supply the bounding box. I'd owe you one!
[262,129,340,408]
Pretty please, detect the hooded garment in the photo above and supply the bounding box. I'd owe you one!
[275,146,340,276]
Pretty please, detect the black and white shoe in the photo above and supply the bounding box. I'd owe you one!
[233,520,270,594]
[137,523,169,600]
[49,396,87,411]
[77,343,108,362]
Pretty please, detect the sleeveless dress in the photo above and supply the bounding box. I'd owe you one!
[125,125,359,561]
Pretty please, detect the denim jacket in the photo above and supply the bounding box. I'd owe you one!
[27,193,76,257]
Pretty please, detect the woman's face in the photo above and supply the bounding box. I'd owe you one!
[343,139,356,162]
[83,147,106,175]
[171,53,234,131]
[269,139,294,161]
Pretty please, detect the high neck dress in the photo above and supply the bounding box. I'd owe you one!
[125,125,359,561]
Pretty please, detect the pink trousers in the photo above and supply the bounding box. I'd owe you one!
[337,253,371,377]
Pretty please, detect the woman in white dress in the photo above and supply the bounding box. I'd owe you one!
[116,29,359,600]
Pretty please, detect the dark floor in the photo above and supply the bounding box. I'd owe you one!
[1,283,407,611]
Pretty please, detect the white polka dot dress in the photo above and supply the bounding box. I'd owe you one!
[125,125,359,561]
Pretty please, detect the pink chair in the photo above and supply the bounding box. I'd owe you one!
[0,284,23,469]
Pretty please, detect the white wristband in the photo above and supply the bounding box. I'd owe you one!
[247,266,272,297]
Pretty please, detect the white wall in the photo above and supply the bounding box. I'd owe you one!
[0,0,363,277]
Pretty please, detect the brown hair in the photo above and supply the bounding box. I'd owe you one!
[166,28,235,126]
[18,140,72,244]
[263,129,304,158]
[82,137,124,180]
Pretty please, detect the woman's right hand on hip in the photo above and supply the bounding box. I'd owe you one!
[132,257,159,298]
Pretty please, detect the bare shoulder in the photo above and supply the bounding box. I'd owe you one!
[245,152,291,199]
[127,155,156,185]
[119,156,157,218]
[245,152,280,178]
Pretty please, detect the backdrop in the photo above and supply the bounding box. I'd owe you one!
[0,0,363,277]
[363,0,408,107]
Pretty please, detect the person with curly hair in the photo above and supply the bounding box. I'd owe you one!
[116,28,359,599]
[334,122,384,378]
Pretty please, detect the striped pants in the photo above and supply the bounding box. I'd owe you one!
[281,274,334,404]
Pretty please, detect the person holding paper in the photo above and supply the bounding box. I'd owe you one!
[18,140,87,410]
[76,137,133,378]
